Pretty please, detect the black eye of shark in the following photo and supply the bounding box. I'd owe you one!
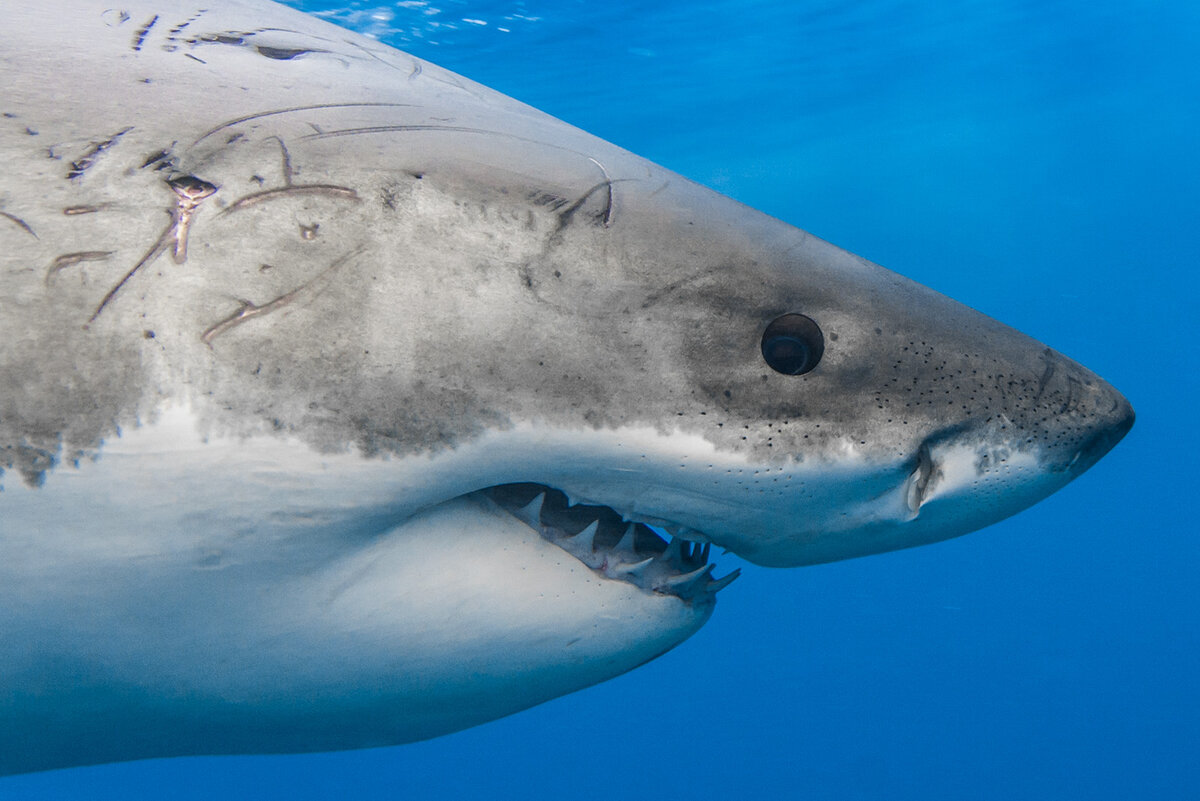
[761,313,825,375]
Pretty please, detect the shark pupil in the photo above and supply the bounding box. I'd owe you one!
[761,313,824,375]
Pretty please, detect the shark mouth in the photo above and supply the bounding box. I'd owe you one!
[483,484,740,603]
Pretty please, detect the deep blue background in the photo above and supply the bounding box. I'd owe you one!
[6,1,1197,798]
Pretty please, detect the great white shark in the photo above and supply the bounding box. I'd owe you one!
[0,0,1132,775]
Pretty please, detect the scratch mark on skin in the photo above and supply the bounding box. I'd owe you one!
[200,246,365,346]
[87,174,218,324]
[67,127,134,180]
[184,28,348,63]
[268,135,294,185]
[221,185,359,213]
[88,220,173,325]
[1035,350,1056,402]
[132,15,159,51]
[140,147,176,170]
[185,53,208,64]
[166,10,207,42]
[640,266,723,309]
[297,124,602,169]
[0,211,37,239]
[63,205,104,216]
[255,46,315,60]
[45,251,114,285]
[189,102,415,148]
[101,9,132,27]
[342,39,415,77]
[553,177,632,239]
[587,157,615,228]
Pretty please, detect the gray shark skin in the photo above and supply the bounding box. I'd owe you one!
[0,0,1131,775]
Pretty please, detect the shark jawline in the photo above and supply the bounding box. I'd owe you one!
[483,483,740,601]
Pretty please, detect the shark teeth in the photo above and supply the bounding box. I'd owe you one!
[485,483,738,603]
[707,568,741,593]
[662,537,684,567]
[515,492,546,528]
[661,564,714,594]
[611,557,655,578]
[614,524,637,554]
[568,520,599,552]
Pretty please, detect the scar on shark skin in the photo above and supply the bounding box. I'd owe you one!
[586,157,615,228]
[67,126,134,180]
[168,174,219,263]
[45,251,114,285]
[87,174,218,325]
[200,246,365,346]
[0,211,37,238]
[272,135,294,185]
[220,136,360,214]
[222,184,360,212]
[188,102,416,150]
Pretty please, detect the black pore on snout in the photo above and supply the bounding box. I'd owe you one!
[761,313,824,375]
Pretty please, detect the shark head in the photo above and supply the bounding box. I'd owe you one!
[471,187,1136,568]
[0,0,1132,774]
[421,181,1134,569]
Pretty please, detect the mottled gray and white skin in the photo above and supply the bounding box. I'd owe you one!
[0,0,1132,775]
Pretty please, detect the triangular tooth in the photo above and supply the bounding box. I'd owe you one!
[615,523,636,553]
[662,537,684,566]
[699,543,711,563]
[515,492,545,527]
[613,557,655,577]
[569,520,599,552]
[663,563,714,592]
[706,568,741,594]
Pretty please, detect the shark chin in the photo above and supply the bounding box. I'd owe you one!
[0,0,1133,775]
[0,413,719,774]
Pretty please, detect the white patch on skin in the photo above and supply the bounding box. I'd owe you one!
[0,407,714,771]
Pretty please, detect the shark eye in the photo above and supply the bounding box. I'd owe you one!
[761,313,824,375]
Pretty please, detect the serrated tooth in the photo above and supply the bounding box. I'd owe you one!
[613,557,655,577]
[615,523,636,553]
[662,563,714,595]
[568,520,599,552]
[706,568,741,594]
[515,492,545,527]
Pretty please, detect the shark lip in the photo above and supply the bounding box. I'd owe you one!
[483,483,740,603]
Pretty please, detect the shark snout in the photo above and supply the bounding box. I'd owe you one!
[1068,389,1134,477]
[1028,349,1134,476]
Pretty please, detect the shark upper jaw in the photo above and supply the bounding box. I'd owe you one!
[486,400,1134,571]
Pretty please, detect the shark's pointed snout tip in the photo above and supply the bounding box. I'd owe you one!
[1072,389,1134,477]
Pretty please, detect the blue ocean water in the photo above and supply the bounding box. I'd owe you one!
[6,1,1197,798]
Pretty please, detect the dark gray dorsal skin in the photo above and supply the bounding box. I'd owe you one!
[0,0,1131,774]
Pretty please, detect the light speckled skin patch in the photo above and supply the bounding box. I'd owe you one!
[0,0,1132,774]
